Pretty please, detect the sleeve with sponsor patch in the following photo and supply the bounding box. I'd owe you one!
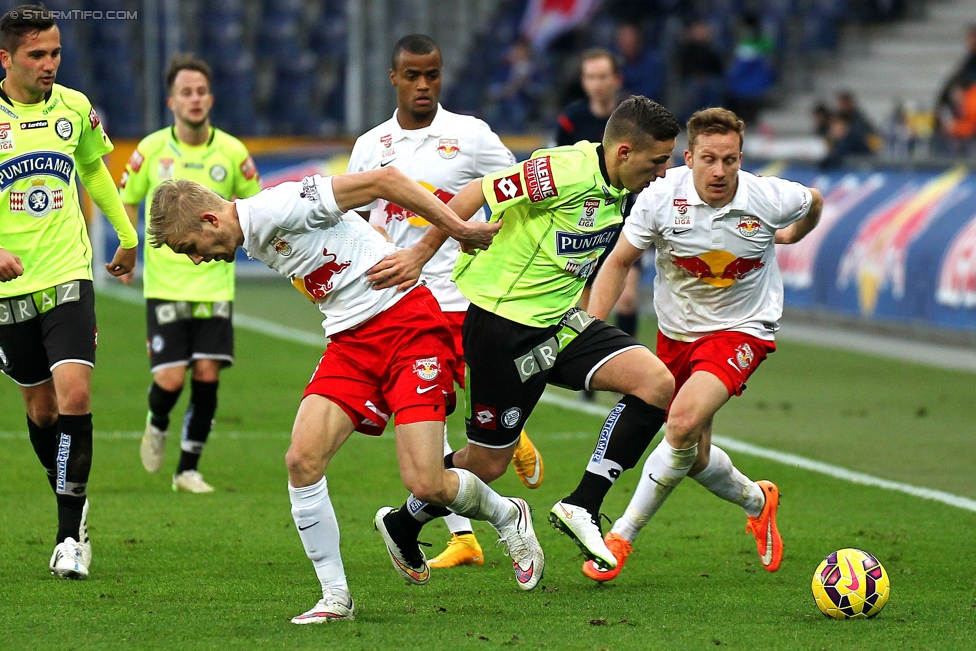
[620,189,661,251]
[765,176,813,229]
[118,144,150,203]
[74,98,113,164]
[268,174,343,232]
[481,154,561,215]
[232,140,261,199]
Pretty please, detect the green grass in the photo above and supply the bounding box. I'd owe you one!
[1,287,974,650]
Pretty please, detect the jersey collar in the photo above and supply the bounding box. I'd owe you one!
[681,166,749,211]
[389,103,444,141]
[596,144,614,188]
[0,81,52,107]
[169,125,216,147]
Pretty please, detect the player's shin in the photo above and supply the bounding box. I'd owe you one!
[611,438,697,542]
[54,414,93,544]
[148,381,182,431]
[441,427,474,535]
[289,477,349,597]
[27,415,58,493]
[689,445,765,517]
[563,395,666,515]
[445,467,516,527]
[177,380,218,474]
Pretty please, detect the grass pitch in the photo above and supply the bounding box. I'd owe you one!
[1,285,974,650]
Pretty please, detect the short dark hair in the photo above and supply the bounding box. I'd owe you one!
[391,33,440,70]
[0,4,56,55]
[686,107,745,151]
[164,52,212,95]
[604,96,680,147]
[580,48,620,76]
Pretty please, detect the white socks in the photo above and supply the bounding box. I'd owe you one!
[690,445,765,517]
[611,439,697,542]
[446,467,515,527]
[442,426,476,535]
[289,477,349,599]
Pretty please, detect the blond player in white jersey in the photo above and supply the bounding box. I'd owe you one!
[145,169,546,623]
[347,34,544,569]
[584,107,823,582]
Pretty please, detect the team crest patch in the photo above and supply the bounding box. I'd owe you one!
[209,164,227,182]
[579,198,599,228]
[158,158,174,180]
[523,156,557,202]
[10,179,63,218]
[437,139,459,159]
[55,117,73,140]
[734,342,754,369]
[413,357,440,381]
[271,236,292,257]
[493,173,524,203]
[501,407,522,429]
[0,122,14,151]
[737,215,762,237]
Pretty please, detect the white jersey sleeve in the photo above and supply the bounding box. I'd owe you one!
[751,175,813,230]
[346,137,380,213]
[622,189,662,252]
[236,175,405,336]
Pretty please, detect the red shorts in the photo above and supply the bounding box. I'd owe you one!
[304,286,461,435]
[442,310,466,388]
[656,331,776,400]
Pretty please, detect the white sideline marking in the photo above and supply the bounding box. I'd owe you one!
[94,288,976,514]
[537,392,976,513]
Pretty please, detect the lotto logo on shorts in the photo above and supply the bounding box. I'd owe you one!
[493,173,523,203]
[524,156,557,202]
[413,357,440,381]
[474,404,496,430]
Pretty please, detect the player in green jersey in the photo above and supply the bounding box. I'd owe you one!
[0,5,139,580]
[368,96,681,575]
[119,53,261,493]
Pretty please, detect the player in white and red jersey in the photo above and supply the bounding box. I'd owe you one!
[145,169,546,623]
[347,34,544,569]
[584,108,823,582]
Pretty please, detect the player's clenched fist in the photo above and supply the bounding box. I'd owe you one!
[454,218,502,252]
[0,248,24,282]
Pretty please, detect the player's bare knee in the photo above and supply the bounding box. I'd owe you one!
[404,476,451,505]
[285,447,321,485]
[664,413,701,448]
[56,386,91,415]
[626,361,674,408]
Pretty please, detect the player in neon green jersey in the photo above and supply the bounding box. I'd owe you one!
[119,53,261,493]
[0,5,138,580]
[369,96,681,575]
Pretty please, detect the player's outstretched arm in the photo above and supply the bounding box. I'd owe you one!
[588,238,645,321]
[775,187,824,245]
[115,203,141,285]
[367,179,489,291]
[0,247,24,282]
[333,168,499,250]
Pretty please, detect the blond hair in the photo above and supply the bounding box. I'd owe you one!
[148,179,224,248]
[686,107,745,151]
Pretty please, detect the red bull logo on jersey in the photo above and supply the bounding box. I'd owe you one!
[437,139,459,159]
[292,250,351,301]
[385,183,454,227]
[524,156,557,202]
[838,167,965,315]
[670,249,765,288]
[578,198,599,228]
[737,215,762,237]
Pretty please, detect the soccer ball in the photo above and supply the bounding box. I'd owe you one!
[811,548,890,619]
